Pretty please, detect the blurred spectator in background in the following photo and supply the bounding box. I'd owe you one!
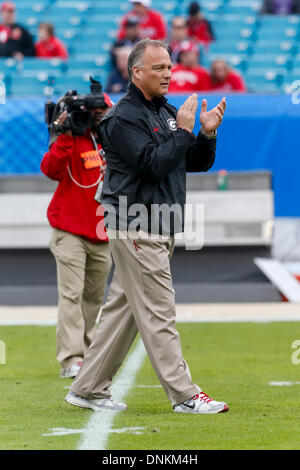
[168,40,210,92]
[113,17,141,49]
[0,1,35,58]
[111,16,140,66]
[186,2,214,46]
[118,0,167,40]
[35,23,68,60]
[106,46,130,94]
[209,59,247,92]
[169,17,189,63]
[261,0,300,14]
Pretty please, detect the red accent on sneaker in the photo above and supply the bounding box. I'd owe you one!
[221,404,229,412]
[193,392,213,403]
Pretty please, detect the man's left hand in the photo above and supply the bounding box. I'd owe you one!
[200,97,226,135]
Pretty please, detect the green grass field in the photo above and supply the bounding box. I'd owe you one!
[0,322,300,450]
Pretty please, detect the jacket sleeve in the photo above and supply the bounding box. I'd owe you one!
[185,130,216,172]
[101,116,193,183]
[40,134,74,181]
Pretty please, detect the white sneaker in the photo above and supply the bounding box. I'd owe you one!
[173,392,229,414]
[60,361,82,378]
[65,391,127,411]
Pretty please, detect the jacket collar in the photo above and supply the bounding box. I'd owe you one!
[128,82,167,110]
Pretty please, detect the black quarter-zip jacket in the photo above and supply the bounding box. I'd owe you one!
[98,82,217,235]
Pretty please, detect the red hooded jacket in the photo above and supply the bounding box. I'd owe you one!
[41,132,108,243]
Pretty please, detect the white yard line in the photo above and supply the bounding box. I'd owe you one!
[78,339,146,451]
[269,381,300,386]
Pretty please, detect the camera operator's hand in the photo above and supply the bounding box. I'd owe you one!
[55,111,72,136]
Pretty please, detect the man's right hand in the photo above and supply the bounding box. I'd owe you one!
[54,110,72,136]
[176,93,198,133]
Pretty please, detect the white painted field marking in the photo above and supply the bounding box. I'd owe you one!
[110,427,146,435]
[134,385,162,388]
[43,428,84,437]
[43,426,146,437]
[78,339,146,450]
[0,320,57,326]
[269,381,300,386]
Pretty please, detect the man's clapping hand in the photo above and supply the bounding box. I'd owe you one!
[200,97,226,136]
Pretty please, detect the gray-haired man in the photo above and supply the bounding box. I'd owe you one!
[65,39,229,414]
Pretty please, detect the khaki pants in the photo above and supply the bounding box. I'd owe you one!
[50,229,112,373]
[71,230,200,406]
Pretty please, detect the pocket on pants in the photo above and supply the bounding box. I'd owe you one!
[49,229,64,255]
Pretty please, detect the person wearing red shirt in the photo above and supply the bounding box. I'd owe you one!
[209,59,247,92]
[186,2,214,46]
[117,0,166,40]
[168,40,210,93]
[35,22,68,60]
[0,1,35,58]
[41,87,113,379]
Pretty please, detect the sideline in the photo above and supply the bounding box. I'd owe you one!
[0,303,300,325]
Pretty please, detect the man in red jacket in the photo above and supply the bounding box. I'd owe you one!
[41,89,113,378]
[168,40,210,93]
[209,59,247,92]
[117,0,166,40]
[186,2,214,47]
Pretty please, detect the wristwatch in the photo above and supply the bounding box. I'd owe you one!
[200,127,217,138]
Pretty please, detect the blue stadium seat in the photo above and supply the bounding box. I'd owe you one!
[209,40,253,55]
[246,82,280,93]
[215,26,257,41]
[10,75,52,97]
[52,73,110,96]
[253,39,298,55]
[65,58,110,76]
[247,54,293,71]
[291,54,300,68]
[245,67,288,90]
[259,14,300,27]
[18,58,65,77]
[223,3,261,16]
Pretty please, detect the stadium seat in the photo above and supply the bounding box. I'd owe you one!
[18,58,65,77]
[291,53,300,68]
[10,75,52,97]
[247,54,293,71]
[245,67,288,91]
[65,58,110,76]
[252,39,298,55]
[222,2,261,16]
[259,14,300,26]
[51,73,109,96]
[209,40,254,55]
